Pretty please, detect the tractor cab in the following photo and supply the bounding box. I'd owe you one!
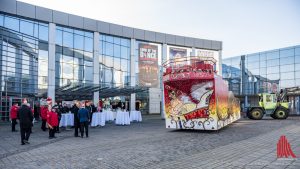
[258,93,277,110]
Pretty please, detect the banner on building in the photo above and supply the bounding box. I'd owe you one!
[138,43,158,87]
[169,47,187,59]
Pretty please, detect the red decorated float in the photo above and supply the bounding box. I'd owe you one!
[163,56,240,130]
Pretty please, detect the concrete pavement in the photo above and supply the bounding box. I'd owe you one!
[0,116,299,168]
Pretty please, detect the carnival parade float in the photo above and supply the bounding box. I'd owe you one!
[163,56,240,130]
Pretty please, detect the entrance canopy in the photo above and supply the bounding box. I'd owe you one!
[41,83,148,100]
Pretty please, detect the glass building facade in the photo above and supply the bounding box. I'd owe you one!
[222,45,300,115]
[100,34,131,87]
[0,0,222,121]
[55,26,94,87]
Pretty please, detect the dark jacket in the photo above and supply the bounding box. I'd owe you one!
[63,106,70,113]
[17,104,33,128]
[71,104,80,123]
[78,108,89,123]
[86,105,93,114]
[91,104,97,113]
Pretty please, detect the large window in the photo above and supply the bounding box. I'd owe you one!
[0,14,48,96]
[222,45,300,95]
[99,35,130,87]
[55,26,93,87]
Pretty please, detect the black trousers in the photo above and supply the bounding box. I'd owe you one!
[20,127,31,143]
[12,119,17,131]
[80,121,89,137]
[41,119,46,131]
[74,119,80,137]
[55,119,61,132]
[89,112,93,124]
[34,112,39,121]
[49,128,56,138]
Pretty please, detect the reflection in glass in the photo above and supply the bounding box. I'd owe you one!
[84,65,93,82]
[267,66,279,74]
[280,49,294,57]
[56,29,63,46]
[4,16,19,31]
[63,31,73,48]
[280,56,294,65]
[280,64,294,72]
[114,57,121,70]
[84,37,93,52]
[74,34,84,50]
[114,70,121,84]
[280,80,295,88]
[266,51,279,60]
[104,68,113,83]
[20,20,34,36]
[114,44,121,57]
[39,25,48,41]
[267,59,279,67]
[280,72,294,80]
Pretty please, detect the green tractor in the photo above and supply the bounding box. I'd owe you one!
[247,92,289,120]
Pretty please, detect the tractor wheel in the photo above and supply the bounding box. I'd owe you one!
[250,108,263,120]
[270,113,277,119]
[274,108,288,120]
[246,111,253,119]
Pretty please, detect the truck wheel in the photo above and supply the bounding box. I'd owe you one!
[250,108,263,120]
[274,108,288,119]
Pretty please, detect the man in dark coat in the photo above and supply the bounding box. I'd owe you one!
[85,101,93,124]
[17,99,33,145]
[71,101,80,137]
[34,102,40,122]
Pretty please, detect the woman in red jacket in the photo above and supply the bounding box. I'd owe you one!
[47,107,59,139]
[40,105,48,131]
[10,102,19,132]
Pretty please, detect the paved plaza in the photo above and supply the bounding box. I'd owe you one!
[0,115,300,169]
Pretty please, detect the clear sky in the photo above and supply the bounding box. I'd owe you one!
[19,0,300,58]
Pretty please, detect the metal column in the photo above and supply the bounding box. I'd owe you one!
[48,23,56,105]
[93,32,100,104]
[130,38,136,111]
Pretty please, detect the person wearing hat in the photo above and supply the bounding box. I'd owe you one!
[78,102,89,138]
[10,102,19,132]
[47,106,59,139]
[17,98,33,145]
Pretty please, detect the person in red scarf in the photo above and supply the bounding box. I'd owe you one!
[47,106,58,139]
[10,102,19,132]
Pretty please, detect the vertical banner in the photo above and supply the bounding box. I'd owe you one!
[139,43,158,87]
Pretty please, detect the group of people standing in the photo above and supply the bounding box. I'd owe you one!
[10,97,97,145]
[71,100,97,138]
